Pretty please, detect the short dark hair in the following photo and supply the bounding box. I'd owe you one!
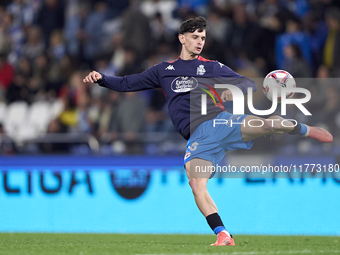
[179,16,207,35]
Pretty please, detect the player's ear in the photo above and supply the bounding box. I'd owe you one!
[178,34,185,44]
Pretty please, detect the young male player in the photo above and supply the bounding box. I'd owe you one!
[83,17,333,246]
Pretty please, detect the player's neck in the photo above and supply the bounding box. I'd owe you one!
[180,51,199,61]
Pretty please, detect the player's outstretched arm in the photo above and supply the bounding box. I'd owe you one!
[83,71,102,83]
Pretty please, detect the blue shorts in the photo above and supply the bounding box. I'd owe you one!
[184,112,254,176]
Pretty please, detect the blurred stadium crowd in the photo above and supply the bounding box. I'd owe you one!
[0,0,340,155]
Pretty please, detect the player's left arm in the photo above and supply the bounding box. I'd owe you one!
[214,62,257,102]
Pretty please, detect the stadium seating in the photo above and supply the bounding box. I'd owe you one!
[2,100,64,142]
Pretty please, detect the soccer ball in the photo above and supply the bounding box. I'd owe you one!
[263,70,296,102]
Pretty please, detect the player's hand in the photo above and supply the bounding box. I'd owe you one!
[221,90,233,102]
[83,71,102,83]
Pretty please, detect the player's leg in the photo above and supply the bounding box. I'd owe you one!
[185,158,235,246]
[240,115,333,143]
[185,158,217,216]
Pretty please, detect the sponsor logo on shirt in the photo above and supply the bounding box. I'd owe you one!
[171,76,198,93]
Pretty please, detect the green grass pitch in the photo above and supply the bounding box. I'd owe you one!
[0,233,339,255]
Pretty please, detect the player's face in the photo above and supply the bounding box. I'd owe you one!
[181,29,206,56]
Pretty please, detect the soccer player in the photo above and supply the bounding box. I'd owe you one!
[83,17,333,246]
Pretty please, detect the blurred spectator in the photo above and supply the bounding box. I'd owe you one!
[0,122,17,154]
[6,0,38,28]
[36,0,65,46]
[321,86,340,137]
[282,0,310,19]
[45,54,75,96]
[40,118,69,153]
[64,3,89,62]
[110,33,125,74]
[118,49,143,76]
[58,96,78,131]
[323,7,340,76]
[225,4,258,68]
[0,8,12,54]
[146,89,167,133]
[106,0,130,19]
[82,2,109,66]
[114,92,147,154]
[88,91,120,140]
[21,25,45,60]
[245,14,282,73]
[0,52,14,99]
[275,18,313,70]
[0,11,25,64]
[177,0,209,16]
[207,10,230,46]
[283,43,312,77]
[48,29,66,60]
[122,3,153,60]
[6,56,38,104]
[302,11,328,73]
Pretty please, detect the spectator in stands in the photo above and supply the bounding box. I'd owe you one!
[0,8,12,55]
[64,3,89,63]
[121,2,153,60]
[282,0,310,19]
[83,2,109,67]
[114,92,147,154]
[323,7,340,76]
[302,11,328,74]
[283,43,312,77]
[48,29,66,60]
[275,17,313,70]
[6,56,38,104]
[0,52,14,100]
[225,3,258,68]
[58,96,78,132]
[0,10,24,65]
[21,25,45,60]
[36,0,65,46]
[0,122,17,154]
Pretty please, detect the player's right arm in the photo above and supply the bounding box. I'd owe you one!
[83,65,161,92]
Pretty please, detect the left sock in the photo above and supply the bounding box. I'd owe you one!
[206,213,227,235]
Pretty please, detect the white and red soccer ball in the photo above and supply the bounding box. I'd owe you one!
[263,70,296,101]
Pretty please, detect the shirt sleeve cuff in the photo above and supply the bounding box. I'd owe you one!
[97,73,106,87]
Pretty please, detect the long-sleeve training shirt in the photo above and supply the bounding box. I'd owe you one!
[98,56,257,140]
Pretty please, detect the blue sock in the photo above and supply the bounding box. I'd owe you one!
[213,226,226,235]
[298,123,308,136]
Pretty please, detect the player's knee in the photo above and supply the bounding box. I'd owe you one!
[189,178,206,195]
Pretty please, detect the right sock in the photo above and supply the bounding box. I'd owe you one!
[206,213,230,236]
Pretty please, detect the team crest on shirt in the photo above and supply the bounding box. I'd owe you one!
[196,65,206,75]
[171,76,198,93]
